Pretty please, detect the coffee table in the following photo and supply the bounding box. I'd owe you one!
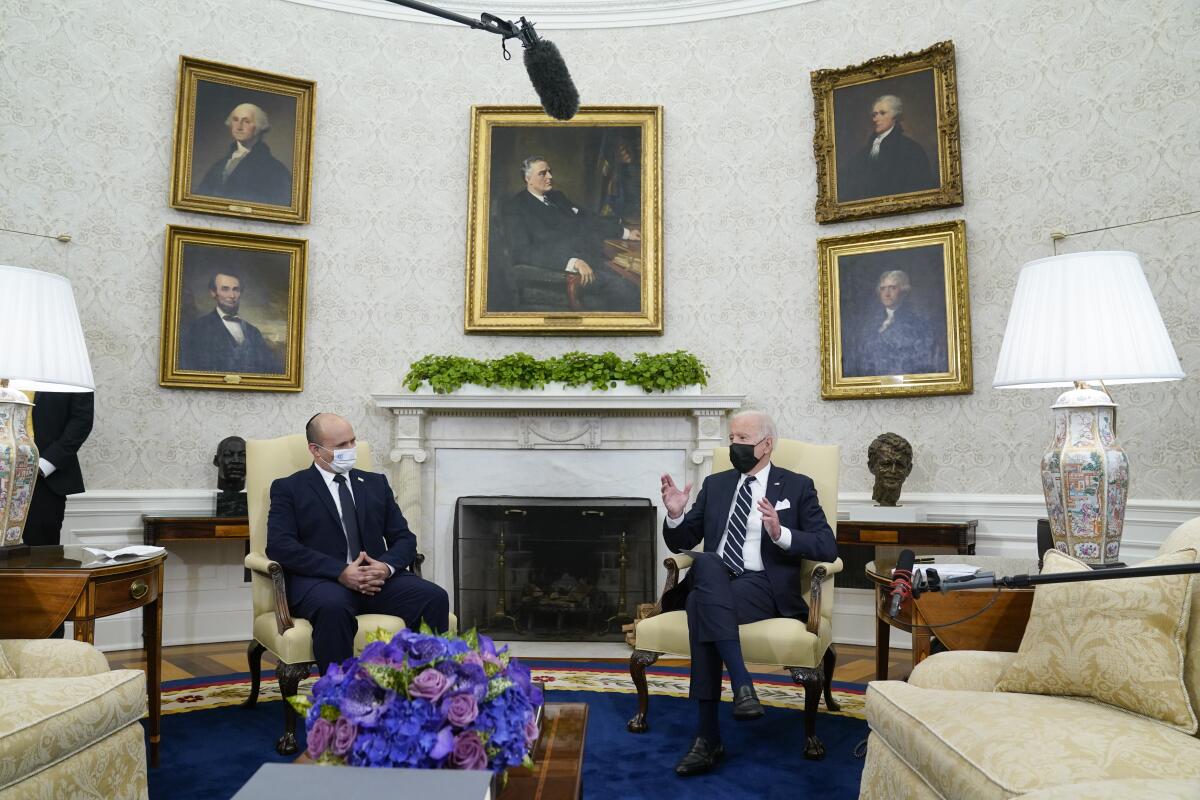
[294,702,587,799]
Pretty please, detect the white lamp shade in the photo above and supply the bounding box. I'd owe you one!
[993,251,1184,389]
[0,264,94,391]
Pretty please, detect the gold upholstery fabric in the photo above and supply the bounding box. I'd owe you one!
[906,650,1016,692]
[866,680,1200,799]
[859,733,941,800]
[0,645,14,680]
[995,548,1197,733]
[0,640,147,799]
[1016,779,1200,799]
[1159,517,1200,735]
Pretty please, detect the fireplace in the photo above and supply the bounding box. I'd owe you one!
[454,496,657,641]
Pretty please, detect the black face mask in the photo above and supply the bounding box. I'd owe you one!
[729,439,764,474]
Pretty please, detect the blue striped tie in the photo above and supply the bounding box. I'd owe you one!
[720,475,756,576]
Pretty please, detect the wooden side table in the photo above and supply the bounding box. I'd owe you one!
[836,519,977,591]
[143,515,248,580]
[0,546,167,766]
[866,554,1036,681]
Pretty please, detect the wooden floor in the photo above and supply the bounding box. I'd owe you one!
[106,640,914,684]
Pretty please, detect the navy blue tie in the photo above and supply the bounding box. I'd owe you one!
[333,474,363,559]
[720,475,756,576]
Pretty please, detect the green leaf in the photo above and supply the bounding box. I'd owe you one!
[286,694,313,717]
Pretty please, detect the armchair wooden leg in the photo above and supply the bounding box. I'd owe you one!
[790,666,826,761]
[626,649,660,733]
[241,641,267,709]
[822,644,840,712]
[275,661,314,756]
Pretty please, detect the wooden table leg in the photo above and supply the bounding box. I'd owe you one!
[875,589,890,681]
[911,604,931,669]
[145,561,163,768]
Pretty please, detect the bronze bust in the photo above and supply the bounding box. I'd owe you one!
[214,435,247,517]
[867,432,913,507]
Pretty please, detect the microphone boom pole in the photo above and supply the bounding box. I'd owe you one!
[918,561,1200,596]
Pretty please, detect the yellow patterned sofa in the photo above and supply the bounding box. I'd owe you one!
[0,639,148,799]
[859,518,1200,799]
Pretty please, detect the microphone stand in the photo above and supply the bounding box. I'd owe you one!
[913,561,1200,596]
[379,0,540,47]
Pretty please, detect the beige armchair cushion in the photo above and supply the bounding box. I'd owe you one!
[866,680,1200,799]
[907,650,1016,692]
[0,644,13,680]
[995,547,1198,733]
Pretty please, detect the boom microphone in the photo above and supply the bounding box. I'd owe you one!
[518,26,579,120]
[887,549,916,619]
[382,1,580,120]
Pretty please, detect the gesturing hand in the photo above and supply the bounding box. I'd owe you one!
[757,498,782,540]
[660,473,693,519]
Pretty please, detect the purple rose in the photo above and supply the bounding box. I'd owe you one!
[307,717,334,759]
[450,730,488,771]
[445,692,479,727]
[332,716,357,756]
[525,714,540,744]
[409,667,450,702]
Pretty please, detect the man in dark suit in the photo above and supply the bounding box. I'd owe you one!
[266,413,449,674]
[838,94,937,202]
[26,390,95,638]
[842,269,942,378]
[659,410,837,776]
[195,102,292,207]
[179,270,282,375]
[501,156,641,311]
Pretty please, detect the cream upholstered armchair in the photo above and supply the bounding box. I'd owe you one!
[627,439,843,760]
[241,434,423,754]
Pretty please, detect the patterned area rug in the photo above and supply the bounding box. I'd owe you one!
[161,659,866,719]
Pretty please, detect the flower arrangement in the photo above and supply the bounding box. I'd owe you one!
[288,625,544,775]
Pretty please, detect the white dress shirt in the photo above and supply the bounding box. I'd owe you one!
[869,125,895,159]
[217,307,246,344]
[666,462,794,571]
[311,464,393,575]
[222,141,251,179]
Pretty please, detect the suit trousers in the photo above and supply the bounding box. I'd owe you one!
[686,552,780,700]
[25,484,68,638]
[292,571,450,674]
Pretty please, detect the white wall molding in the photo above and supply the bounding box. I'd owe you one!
[278,0,820,29]
[61,488,1199,652]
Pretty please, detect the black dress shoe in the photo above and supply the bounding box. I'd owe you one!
[675,736,724,776]
[732,685,764,720]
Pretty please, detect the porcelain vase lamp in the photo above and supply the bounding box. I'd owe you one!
[0,264,95,558]
[994,251,1184,567]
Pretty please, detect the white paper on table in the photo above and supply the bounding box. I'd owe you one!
[83,545,166,560]
[916,563,979,580]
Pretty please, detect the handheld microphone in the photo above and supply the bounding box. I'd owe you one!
[887,549,916,619]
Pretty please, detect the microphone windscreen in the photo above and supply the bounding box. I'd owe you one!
[523,38,579,120]
[895,549,916,578]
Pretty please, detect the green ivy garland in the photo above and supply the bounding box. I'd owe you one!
[402,351,710,394]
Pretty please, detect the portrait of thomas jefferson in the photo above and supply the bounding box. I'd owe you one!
[838,245,949,379]
[833,70,941,203]
[189,81,297,208]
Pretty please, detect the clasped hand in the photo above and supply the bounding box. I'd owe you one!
[338,552,390,595]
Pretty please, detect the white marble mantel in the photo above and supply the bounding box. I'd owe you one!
[370,388,744,591]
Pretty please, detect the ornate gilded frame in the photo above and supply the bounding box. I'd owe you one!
[159,225,308,392]
[818,220,972,400]
[464,105,663,334]
[170,56,315,224]
[812,41,962,224]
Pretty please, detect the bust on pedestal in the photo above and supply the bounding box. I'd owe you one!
[214,436,247,517]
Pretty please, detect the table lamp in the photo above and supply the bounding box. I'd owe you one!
[993,251,1184,567]
[0,265,94,558]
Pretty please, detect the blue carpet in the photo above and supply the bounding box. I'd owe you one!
[149,672,867,799]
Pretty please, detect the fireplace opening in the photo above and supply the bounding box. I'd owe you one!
[454,496,657,641]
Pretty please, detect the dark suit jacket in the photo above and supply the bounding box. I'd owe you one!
[266,466,419,606]
[844,304,942,378]
[31,391,94,497]
[179,310,282,374]
[503,189,624,273]
[195,141,292,207]
[662,466,837,620]
[839,123,936,202]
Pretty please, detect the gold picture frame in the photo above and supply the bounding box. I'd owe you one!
[159,225,307,392]
[812,41,963,224]
[170,56,315,224]
[818,220,971,400]
[464,105,663,334]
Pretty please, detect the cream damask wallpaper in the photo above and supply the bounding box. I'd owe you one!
[1,0,1197,498]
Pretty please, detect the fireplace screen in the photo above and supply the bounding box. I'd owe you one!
[454,497,656,641]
